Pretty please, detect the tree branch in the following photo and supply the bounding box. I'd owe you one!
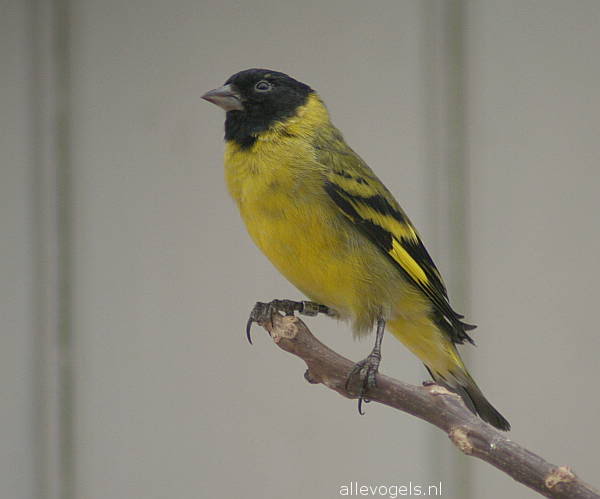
[255,312,599,499]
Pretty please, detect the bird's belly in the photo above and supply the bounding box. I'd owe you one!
[240,194,403,331]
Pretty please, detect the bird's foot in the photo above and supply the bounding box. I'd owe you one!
[345,351,381,415]
[246,299,333,344]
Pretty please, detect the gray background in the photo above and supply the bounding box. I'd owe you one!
[3,1,600,498]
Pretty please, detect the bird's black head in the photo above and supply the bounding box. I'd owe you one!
[203,68,313,149]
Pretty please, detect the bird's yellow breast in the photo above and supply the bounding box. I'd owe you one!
[225,128,342,309]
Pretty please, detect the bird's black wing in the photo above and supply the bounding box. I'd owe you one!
[315,134,475,344]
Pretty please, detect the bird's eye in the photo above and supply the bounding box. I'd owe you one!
[254,80,272,92]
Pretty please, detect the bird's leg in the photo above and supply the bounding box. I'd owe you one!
[345,318,385,415]
[246,299,334,344]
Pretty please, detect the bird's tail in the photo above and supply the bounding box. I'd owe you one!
[388,317,510,431]
[426,365,511,431]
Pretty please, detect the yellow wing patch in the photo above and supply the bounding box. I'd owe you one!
[390,239,429,285]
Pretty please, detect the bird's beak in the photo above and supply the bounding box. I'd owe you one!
[202,84,244,111]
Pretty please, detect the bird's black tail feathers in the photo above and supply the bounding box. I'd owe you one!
[426,366,510,431]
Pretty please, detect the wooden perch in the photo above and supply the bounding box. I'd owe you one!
[254,311,599,499]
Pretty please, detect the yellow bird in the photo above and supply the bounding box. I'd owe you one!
[203,69,510,431]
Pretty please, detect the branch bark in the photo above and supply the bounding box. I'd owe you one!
[255,312,599,499]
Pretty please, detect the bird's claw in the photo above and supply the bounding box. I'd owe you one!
[246,301,277,344]
[246,299,333,344]
[345,352,381,415]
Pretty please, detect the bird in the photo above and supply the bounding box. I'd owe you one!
[202,68,510,431]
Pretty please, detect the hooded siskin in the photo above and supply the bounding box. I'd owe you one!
[203,68,510,431]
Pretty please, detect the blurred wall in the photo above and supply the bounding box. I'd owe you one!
[465,2,600,496]
[3,1,600,499]
[2,1,37,498]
